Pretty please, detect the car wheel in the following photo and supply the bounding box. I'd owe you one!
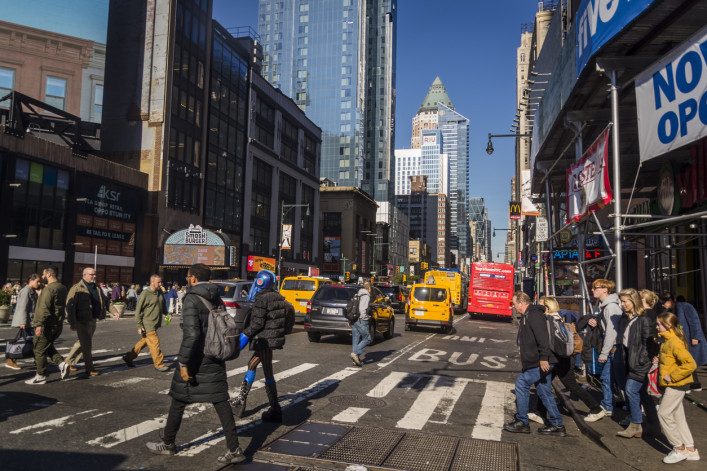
[383,316,394,340]
[307,331,321,343]
[368,321,376,345]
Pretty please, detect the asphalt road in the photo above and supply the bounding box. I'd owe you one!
[0,312,630,471]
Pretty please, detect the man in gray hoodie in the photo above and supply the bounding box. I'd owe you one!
[350,282,372,367]
[588,278,623,417]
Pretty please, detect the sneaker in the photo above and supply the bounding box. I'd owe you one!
[69,365,79,372]
[584,409,607,423]
[527,412,545,424]
[25,375,47,385]
[122,355,135,368]
[349,352,362,367]
[690,383,703,392]
[155,365,169,372]
[59,361,70,380]
[85,371,100,377]
[686,449,700,461]
[145,440,176,455]
[538,424,567,437]
[217,447,246,464]
[503,419,531,434]
[663,448,688,464]
[6,359,21,370]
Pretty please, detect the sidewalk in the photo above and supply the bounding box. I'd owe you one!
[0,309,136,328]
[555,366,707,470]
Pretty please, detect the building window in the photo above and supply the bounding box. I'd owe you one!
[0,67,14,107]
[45,76,67,110]
[93,84,103,120]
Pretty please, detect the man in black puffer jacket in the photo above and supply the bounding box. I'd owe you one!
[146,264,245,465]
[230,269,288,423]
[503,291,566,437]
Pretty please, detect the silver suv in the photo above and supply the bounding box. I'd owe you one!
[212,280,295,334]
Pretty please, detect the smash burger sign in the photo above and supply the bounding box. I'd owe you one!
[636,25,707,161]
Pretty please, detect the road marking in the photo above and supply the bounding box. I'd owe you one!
[471,381,514,441]
[332,407,369,423]
[11,409,98,434]
[176,367,361,456]
[158,360,288,395]
[106,377,150,388]
[245,363,318,393]
[396,375,467,430]
[376,332,436,369]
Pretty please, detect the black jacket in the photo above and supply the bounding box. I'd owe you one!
[244,288,288,350]
[517,304,557,371]
[576,314,604,364]
[169,282,229,404]
[626,314,659,382]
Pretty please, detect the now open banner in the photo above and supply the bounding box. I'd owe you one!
[636,25,707,161]
[566,127,613,223]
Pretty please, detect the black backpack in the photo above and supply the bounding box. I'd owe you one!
[344,293,362,322]
[196,295,241,361]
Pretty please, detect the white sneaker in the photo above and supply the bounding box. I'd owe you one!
[527,412,545,424]
[686,449,700,461]
[25,375,47,385]
[59,361,70,380]
[584,409,607,423]
[663,449,688,464]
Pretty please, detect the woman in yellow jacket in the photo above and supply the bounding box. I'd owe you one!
[656,311,699,464]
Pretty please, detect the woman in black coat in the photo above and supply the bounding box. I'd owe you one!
[230,270,288,422]
[617,288,659,439]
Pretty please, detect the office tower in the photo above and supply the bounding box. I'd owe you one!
[394,148,421,195]
[258,0,396,200]
[411,76,453,149]
[420,129,447,194]
[438,102,470,267]
[469,197,491,262]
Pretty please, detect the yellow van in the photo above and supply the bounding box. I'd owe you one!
[280,276,332,322]
[405,282,453,333]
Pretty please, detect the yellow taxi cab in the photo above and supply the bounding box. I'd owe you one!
[280,276,332,322]
[405,281,453,334]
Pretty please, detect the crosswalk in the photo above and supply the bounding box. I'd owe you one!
[6,347,516,459]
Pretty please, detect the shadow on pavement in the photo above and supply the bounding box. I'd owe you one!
[0,391,58,422]
[2,450,127,471]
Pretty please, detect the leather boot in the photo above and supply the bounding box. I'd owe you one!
[616,422,642,438]
[262,381,282,423]
[229,380,252,418]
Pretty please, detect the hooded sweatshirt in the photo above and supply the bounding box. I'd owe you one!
[599,293,623,361]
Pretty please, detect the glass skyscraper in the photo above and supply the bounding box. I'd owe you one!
[257,0,396,201]
[438,103,470,263]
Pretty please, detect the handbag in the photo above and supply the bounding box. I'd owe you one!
[5,328,34,359]
[647,364,664,398]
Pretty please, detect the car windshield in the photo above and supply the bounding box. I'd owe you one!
[217,283,251,301]
[413,287,447,302]
[282,280,316,291]
[312,286,358,302]
[378,286,398,296]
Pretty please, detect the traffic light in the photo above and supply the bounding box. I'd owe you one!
[345,271,350,281]
[396,266,400,274]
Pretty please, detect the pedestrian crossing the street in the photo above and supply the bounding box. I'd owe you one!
[6,350,516,457]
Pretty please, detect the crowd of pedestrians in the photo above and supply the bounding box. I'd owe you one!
[504,278,705,465]
[2,264,284,464]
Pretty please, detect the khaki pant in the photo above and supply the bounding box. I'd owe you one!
[33,324,64,377]
[125,330,164,368]
[658,387,694,448]
[66,319,97,372]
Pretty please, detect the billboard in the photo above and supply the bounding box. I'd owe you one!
[509,201,521,220]
[247,256,276,272]
[576,0,656,76]
[566,127,613,223]
[635,25,707,162]
[163,225,228,266]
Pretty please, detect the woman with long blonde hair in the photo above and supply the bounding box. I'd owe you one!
[655,311,699,463]
[616,288,659,438]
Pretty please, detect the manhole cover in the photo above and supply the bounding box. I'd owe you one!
[328,394,387,408]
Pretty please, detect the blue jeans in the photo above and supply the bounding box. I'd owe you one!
[351,318,370,356]
[599,352,614,412]
[514,366,563,427]
[625,378,658,424]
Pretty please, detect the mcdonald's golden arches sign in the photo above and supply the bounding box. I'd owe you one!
[509,201,521,220]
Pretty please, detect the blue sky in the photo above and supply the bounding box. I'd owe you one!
[1,0,109,43]
[214,0,540,262]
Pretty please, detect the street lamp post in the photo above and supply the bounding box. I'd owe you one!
[278,202,310,287]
